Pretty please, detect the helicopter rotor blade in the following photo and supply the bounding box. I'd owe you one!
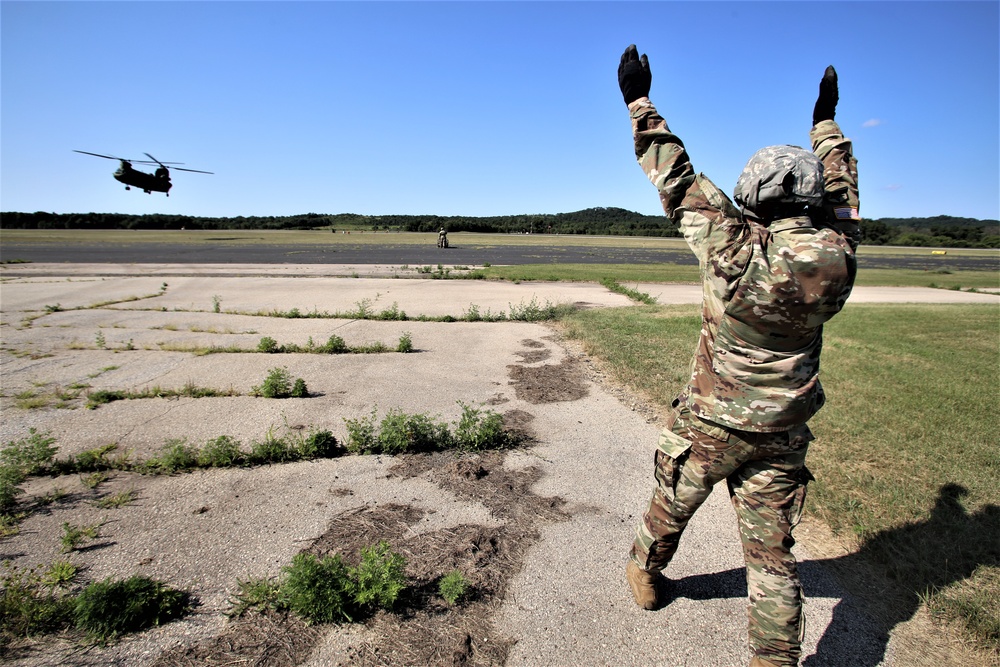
[171,167,214,174]
[143,152,166,168]
[74,149,128,161]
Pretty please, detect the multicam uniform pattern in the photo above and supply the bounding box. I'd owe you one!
[626,98,860,666]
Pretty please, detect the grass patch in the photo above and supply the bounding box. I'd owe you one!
[1,562,189,647]
[560,301,1000,651]
[86,382,239,408]
[12,384,85,410]
[73,576,191,643]
[471,262,699,284]
[599,277,658,304]
[853,267,999,289]
[182,298,576,323]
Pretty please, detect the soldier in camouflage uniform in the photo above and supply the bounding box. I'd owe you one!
[617,45,860,667]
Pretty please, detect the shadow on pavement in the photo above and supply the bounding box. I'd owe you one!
[663,483,999,666]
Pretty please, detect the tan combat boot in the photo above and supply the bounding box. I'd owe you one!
[625,560,658,610]
[748,657,782,667]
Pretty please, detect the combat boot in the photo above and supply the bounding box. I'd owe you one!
[748,657,783,667]
[625,560,659,610]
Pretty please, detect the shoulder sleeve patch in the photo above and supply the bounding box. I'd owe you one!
[834,206,860,220]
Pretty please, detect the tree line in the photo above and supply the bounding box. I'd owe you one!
[2,209,997,248]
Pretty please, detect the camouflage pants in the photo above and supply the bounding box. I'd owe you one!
[630,405,814,667]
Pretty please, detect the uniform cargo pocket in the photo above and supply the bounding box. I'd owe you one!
[657,428,693,459]
[654,429,692,505]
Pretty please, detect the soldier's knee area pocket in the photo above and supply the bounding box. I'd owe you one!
[655,429,692,497]
[736,468,778,497]
[657,427,692,460]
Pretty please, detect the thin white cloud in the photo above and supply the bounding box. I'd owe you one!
[882,184,902,191]
[863,119,883,128]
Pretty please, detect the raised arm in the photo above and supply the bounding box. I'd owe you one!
[809,66,861,248]
[618,45,746,270]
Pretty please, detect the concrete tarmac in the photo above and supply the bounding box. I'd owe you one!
[1,265,994,667]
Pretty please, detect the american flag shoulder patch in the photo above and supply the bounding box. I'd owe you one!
[834,207,860,220]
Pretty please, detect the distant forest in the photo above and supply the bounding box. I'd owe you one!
[2,208,998,248]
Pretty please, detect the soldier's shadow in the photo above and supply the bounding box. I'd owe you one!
[667,483,999,666]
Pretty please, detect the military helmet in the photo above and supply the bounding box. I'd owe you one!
[733,145,824,212]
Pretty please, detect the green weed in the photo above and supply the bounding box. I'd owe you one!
[0,561,75,640]
[373,409,448,455]
[249,432,296,464]
[197,435,244,467]
[229,577,281,617]
[147,439,199,474]
[60,521,103,553]
[453,402,517,451]
[352,341,390,353]
[41,560,78,589]
[347,299,374,319]
[295,429,341,459]
[343,409,378,454]
[438,570,469,605]
[252,367,306,399]
[508,297,575,321]
[80,472,108,489]
[353,541,407,610]
[1,429,57,511]
[1,429,57,477]
[71,443,120,472]
[323,335,348,353]
[257,336,280,353]
[94,489,137,509]
[264,542,407,625]
[279,552,357,623]
[344,406,515,455]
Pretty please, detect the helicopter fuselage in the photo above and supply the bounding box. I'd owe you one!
[113,162,172,195]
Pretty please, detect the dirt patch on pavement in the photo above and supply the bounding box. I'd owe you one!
[152,446,568,667]
[506,356,588,404]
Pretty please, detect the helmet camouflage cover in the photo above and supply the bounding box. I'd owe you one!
[733,145,825,211]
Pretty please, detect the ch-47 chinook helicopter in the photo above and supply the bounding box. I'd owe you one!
[73,150,213,196]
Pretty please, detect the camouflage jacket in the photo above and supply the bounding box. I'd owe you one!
[628,99,860,432]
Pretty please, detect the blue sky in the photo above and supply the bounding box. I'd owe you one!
[2,1,998,221]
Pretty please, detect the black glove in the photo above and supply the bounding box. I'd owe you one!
[812,65,839,125]
[618,44,651,105]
